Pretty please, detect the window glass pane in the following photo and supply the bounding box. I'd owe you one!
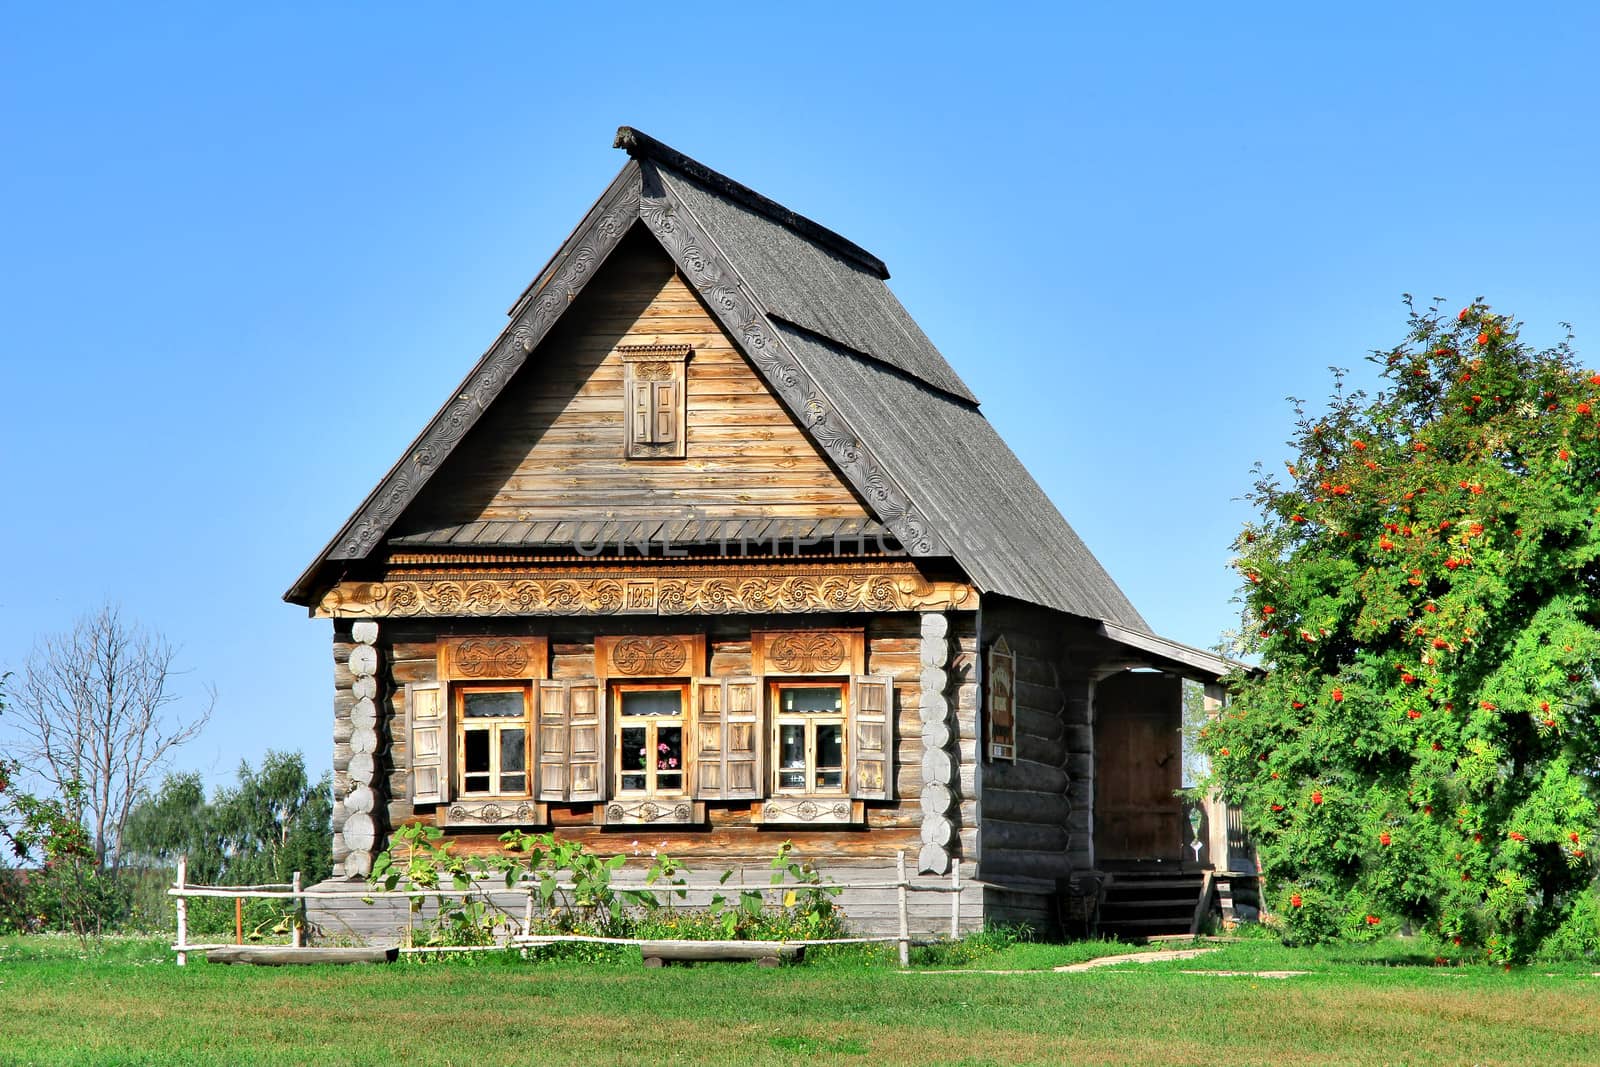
[500,728,526,773]
[779,724,805,769]
[782,686,843,713]
[463,691,524,718]
[656,772,682,791]
[621,773,647,791]
[816,723,844,769]
[464,775,491,793]
[621,726,648,772]
[621,690,683,717]
[464,729,490,773]
[500,773,526,793]
[656,726,682,771]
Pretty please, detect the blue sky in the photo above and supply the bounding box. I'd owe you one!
[3,4,1597,788]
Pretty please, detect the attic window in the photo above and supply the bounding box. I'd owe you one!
[619,344,691,459]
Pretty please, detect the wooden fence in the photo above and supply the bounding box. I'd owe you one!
[170,851,965,967]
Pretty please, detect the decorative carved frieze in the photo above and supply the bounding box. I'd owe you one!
[770,633,845,673]
[760,798,854,825]
[438,636,548,681]
[318,569,974,619]
[440,800,543,827]
[604,799,698,825]
[610,636,688,676]
[752,629,863,676]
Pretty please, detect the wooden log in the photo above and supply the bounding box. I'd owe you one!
[918,842,950,876]
[919,611,949,642]
[345,785,375,815]
[979,847,1072,879]
[919,814,954,847]
[351,620,380,645]
[983,759,1068,794]
[981,818,1070,853]
[920,782,954,817]
[919,666,947,696]
[921,748,952,784]
[347,751,375,784]
[352,676,378,701]
[348,645,378,677]
[345,851,373,879]
[918,694,949,725]
[920,721,952,749]
[343,814,376,852]
[637,940,802,966]
[207,946,397,966]
[351,698,378,730]
[349,728,378,757]
[981,787,1071,824]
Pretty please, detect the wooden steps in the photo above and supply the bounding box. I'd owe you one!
[1097,871,1207,941]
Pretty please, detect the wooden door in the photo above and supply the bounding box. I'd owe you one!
[1094,672,1184,863]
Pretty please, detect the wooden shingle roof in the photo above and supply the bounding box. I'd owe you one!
[286,127,1148,633]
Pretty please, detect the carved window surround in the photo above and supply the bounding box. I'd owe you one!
[752,629,864,677]
[620,344,691,460]
[594,634,706,684]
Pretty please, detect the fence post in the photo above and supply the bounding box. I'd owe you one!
[175,856,188,967]
[896,850,910,968]
[292,871,304,948]
[523,882,535,938]
[235,896,243,945]
[950,862,961,940]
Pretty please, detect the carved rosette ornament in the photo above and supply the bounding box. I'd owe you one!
[317,571,974,619]
[611,636,688,676]
[342,620,382,879]
[769,632,846,674]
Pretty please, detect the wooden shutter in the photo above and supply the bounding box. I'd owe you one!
[629,380,652,448]
[537,679,569,801]
[694,677,762,801]
[694,679,725,797]
[407,681,446,805]
[652,381,677,444]
[850,675,895,801]
[722,678,761,799]
[567,680,605,803]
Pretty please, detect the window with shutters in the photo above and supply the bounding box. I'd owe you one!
[614,683,689,796]
[619,344,690,459]
[771,682,847,795]
[455,686,531,797]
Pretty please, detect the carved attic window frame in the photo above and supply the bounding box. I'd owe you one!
[619,344,691,460]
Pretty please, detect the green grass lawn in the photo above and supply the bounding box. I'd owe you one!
[1,935,1597,1066]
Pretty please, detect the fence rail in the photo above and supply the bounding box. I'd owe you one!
[169,851,968,967]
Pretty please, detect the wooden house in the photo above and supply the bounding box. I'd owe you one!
[285,128,1244,939]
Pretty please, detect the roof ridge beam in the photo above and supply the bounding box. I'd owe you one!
[614,126,889,280]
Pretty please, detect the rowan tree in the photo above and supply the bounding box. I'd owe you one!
[1205,298,1600,963]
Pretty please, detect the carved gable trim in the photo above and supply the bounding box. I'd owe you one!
[752,629,864,677]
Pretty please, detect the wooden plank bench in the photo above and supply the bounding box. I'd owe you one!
[636,940,804,968]
[206,946,398,966]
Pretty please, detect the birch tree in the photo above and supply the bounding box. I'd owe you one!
[12,604,211,870]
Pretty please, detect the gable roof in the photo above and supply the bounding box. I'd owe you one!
[286,127,1148,632]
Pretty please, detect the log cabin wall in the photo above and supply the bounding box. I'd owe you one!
[973,598,1098,933]
[327,612,982,935]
